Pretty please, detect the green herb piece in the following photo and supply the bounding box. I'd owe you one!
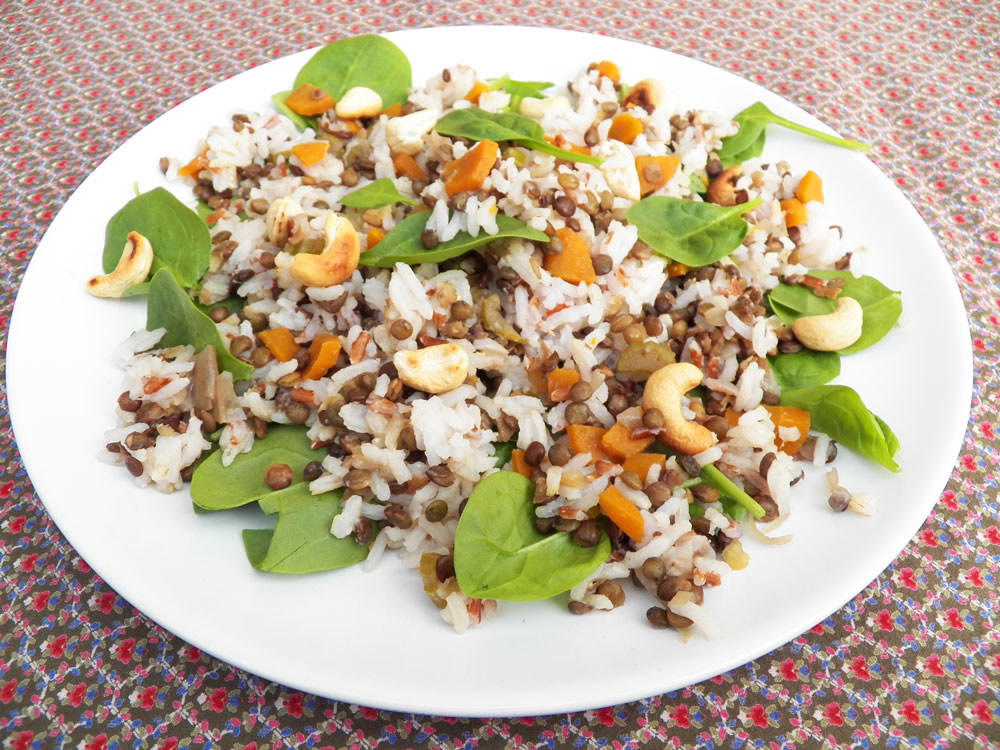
[625,196,762,267]
[294,35,411,108]
[492,440,516,469]
[339,178,418,209]
[768,271,901,354]
[487,75,553,111]
[434,108,601,165]
[271,91,317,132]
[359,210,549,268]
[454,471,610,601]
[146,269,252,380]
[103,187,210,295]
[769,350,841,391]
[699,464,765,519]
[190,425,325,510]
[717,102,870,169]
[779,385,900,472]
[688,173,708,195]
[242,485,369,574]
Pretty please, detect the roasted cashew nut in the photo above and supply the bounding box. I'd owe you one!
[642,362,716,456]
[335,86,383,119]
[266,196,306,247]
[595,139,641,201]
[289,213,360,288]
[792,296,863,352]
[622,79,666,112]
[86,231,154,298]
[385,109,439,155]
[393,343,470,394]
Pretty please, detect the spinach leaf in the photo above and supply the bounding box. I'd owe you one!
[625,196,761,267]
[359,210,549,268]
[294,35,411,107]
[717,102,871,169]
[190,424,325,510]
[779,385,900,472]
[103,187,210,292]
[487,75,553,110]
[454,471,609,601]
[146,269,253,380]
[339,178,418,209]
[242,485,368,574]
[434,108,601,166]
[492,440,516,469]
[769,350,841,390]
[688,174,708,195]
[768,271,902,353]
[271,91,317,132]
[699,463,765,519]
[194,294,244,319]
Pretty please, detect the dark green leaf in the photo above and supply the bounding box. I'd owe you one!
[190,425,325,510]
[487,75,553,100]
[699,464,765,519]
[454,471,609,601]
[271,90,317,132]
[769,350,841,390]
[146,269,253,380]
[492,440,516,469]
[779,385,900,472]
[625,196,761,267]
[103,187,210,291]
[339,178,418,209]
[194,294,245,318]
[359,210,549,268]
[294,35,411,107]
[689,174,708,195]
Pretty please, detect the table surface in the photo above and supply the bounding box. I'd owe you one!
[2,1,998,747]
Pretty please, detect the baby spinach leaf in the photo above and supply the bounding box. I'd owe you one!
[487,75,553,111]
[103,187,210,291]
[699,464,765,519]
[190,425,326,510]
[359,210,549,268]
[688,174,708,195]
[625,196,761,267]
[769,350,841,391]
[454,471,609,601]
[339,178,418,209]
[271,91,317,132]
[492,440,516,469]
[717,102,871,169]
[242,485,368,574]
[146,269,253,381]
[779,385,900,472]
[434,108,602,165]
[294,35,411,107]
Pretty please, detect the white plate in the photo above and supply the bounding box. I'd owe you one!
[7,26,972,717]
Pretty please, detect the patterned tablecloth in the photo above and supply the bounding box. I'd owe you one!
[1,1,997,747]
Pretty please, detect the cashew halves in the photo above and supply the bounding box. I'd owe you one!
[622,79,667,113]
[266,196,306,247]
[335,86,383,119]
[393,343,469,394]
[791,296,863,351]
[289,213,360,288]
[706,166,743,206]
[86,231,154,297]
[642,362,716,456]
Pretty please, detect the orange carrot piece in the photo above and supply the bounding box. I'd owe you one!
[780,198,808,228]
[381,102,402,117]
[290,388,316,405]
[143,376,171,395]
[600,422,655,462]
[724,408,742,428]
[177,152,209,178]
[608,113,642,145]
[300,334,342,381]
[592,60,621,83]
[391,152,427,181]
[545,368,581,403]
[283,83,335,116]
[510,449,532,479]
[665,262,690,278]
[292,141,329,168]
[545,134,592,157]
[566,424,610,461]
[636,155,681,196]
[621,453,666,482]
[795,170,823,204]
[544,227,596,286]
[764,405,811,456]
[441,139,498,196]
[599,485,644,542]
[258,328,298,363]
[366,227,385,248]
[464,81,489,104]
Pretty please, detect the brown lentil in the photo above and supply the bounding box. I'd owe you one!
[135,402,164,423]
[303,460,324,482]
[553,194,576,218]
[424,499,449,523]
[230,335,253,358]
[384,504,412,529]
[435,554,455,582]
[641,557,666,582]
[572,519,602,547]
[646,606,671,628]
[248,198,269,215]
[124,432,154,451]
[427,464,456,487]
[125,456,144,477]
[450,300,474,321]
[390,318,413,340]
[569,380,592,403]
[606,393,629,416]
[353,518,374,545]
[565,402,592,425]
[117,391,141,412]
[548,443,572,466]
[568,600,593,615]
[610,313,634,333]
[642,408,664,430]
[265,463,294,490]
[592,253,613,275]
[620,471,643,491]
[285,401,311,424]
[340,167,359,187]
[596,580,626,608]
[524,441,546,467]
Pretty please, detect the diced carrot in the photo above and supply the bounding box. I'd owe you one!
[290,388,315,405]
[795,170,823,204]
[600,422,655,462]
[544,227,596,286]
[142,376,171,395]
[724,408,742,428]
[283,83,335,116]
[392,152,427,181]
[763,405,811,456]
[545,368,581,403]
[441,139,499,196]
[381,102,402,117]
[621,453,666,482]
[636,155,681,196]
[665,262,690,278]
[510,449,532,479]
[300,334,342,381]
[366,227,385,248]
[591,60,621,83]
[258,328,298,362]
[566,424,610,461]
[177,151,209,178]
[292,141,329,168]
[599,485,644,542]
[526,358,548,398]
[464,80,489,104]
[608,113,642,145]
[780,198,808,228]
[545,135,592,157]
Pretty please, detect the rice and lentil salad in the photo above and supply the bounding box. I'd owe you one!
[90,35,902,635]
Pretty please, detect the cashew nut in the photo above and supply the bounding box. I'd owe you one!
[393,343,470,394]
[642,362,716,456]
[289,213,360,287]
[335,86,383,119]
[706,166,743,206]
[266,196,307,247]
[385,108,439,156]
[622,79,666,113]
[519,95,570,121]
[791,296,863,351]
[86,231,154,298]
[594,139,641,202]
